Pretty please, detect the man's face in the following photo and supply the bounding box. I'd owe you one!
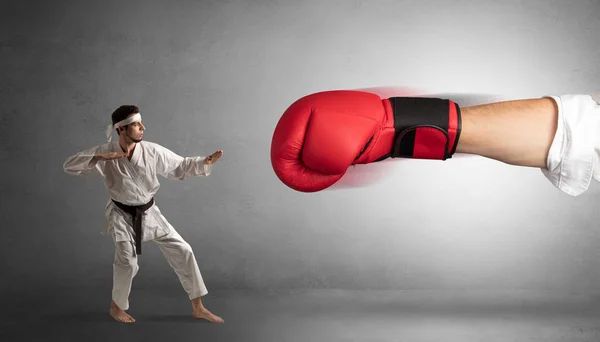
[121,118,145,143]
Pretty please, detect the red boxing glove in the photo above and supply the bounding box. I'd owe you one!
[270,90,461,192]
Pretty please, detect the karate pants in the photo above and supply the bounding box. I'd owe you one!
[111,228,208,311]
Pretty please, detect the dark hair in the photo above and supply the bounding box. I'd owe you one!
[111,105,140,133]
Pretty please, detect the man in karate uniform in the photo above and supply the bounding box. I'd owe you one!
[63,105,224,324]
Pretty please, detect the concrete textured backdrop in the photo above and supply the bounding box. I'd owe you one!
[2,0,600,298]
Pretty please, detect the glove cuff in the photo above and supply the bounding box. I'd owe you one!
[384,97,462,161]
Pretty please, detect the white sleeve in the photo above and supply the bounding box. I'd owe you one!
[541,94,600,196]
[153,144,212,180]
[63,145,104,176]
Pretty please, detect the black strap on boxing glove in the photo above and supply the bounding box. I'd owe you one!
[384,97,462,161]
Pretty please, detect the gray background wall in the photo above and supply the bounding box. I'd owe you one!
[2,0,599,297]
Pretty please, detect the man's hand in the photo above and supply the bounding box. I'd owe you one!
[204,150,223,165]
[92,152,128,161]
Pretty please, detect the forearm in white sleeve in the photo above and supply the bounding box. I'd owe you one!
[63,146,102,176]
[154,143,213,180]
[166,156,213,180]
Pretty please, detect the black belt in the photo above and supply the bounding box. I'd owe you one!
[111,198,155,255]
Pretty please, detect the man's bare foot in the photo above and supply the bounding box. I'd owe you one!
[192,307,225,323]
[191,297,224,323]
[110,300,136,323]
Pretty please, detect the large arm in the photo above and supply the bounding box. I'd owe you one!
[154,144,212,180]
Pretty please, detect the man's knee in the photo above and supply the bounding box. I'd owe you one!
[179,241,194,257]
[114,241,139,269]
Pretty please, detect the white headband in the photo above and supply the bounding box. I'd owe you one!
[105,113,142,142]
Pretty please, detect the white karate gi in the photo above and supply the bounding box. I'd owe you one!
[542,94,600,196]
[63,140,212,310]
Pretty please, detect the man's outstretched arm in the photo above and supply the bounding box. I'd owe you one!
[456,97,558,169]
[152,142,223,180]
[456,94,599,196]
[270,90,600,196]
